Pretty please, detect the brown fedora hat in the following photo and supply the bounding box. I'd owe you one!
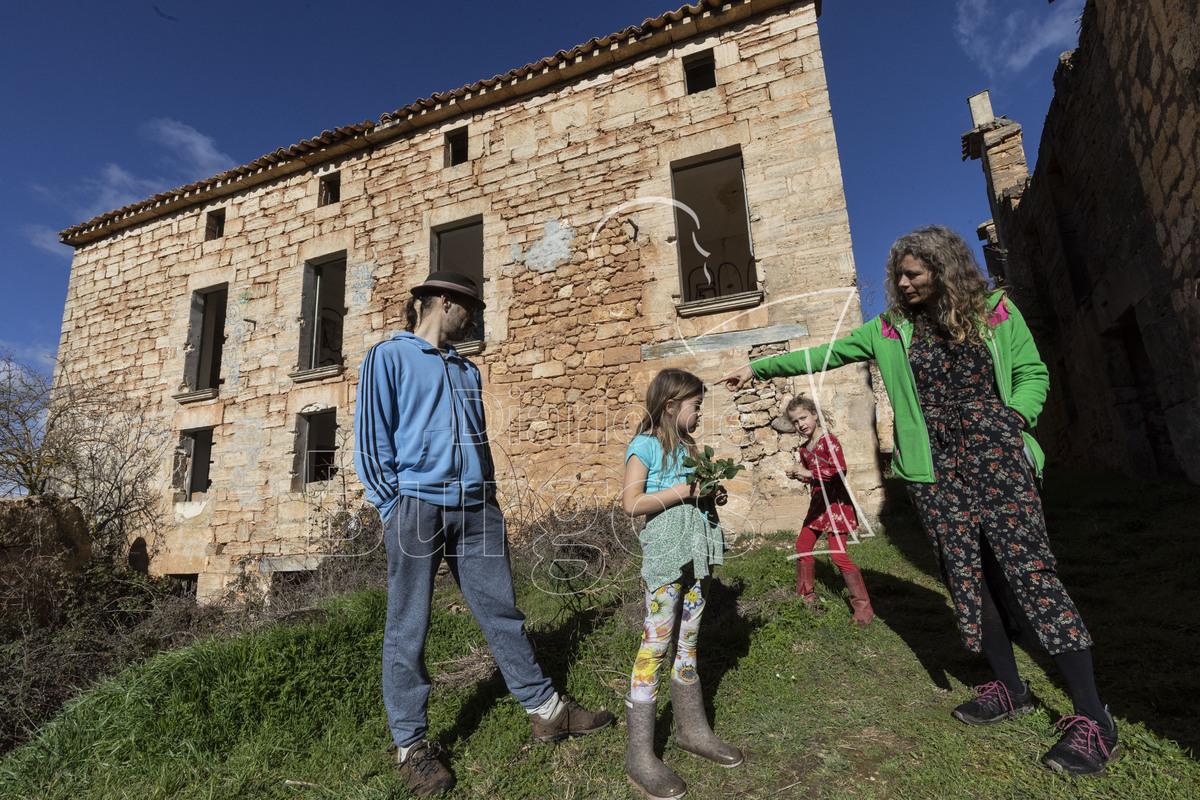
[411,270,485,310]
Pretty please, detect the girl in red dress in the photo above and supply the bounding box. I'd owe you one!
[784,395,875,626]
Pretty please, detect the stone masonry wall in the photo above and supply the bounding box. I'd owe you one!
[969,0,1200,482]
[57,0,883,599]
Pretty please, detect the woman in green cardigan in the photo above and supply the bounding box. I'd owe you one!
[717,225,1117,776]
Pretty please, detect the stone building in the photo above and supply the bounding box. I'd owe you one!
[963,0,1200,484]
[57,0,882,600]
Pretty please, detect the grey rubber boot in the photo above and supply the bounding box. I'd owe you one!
[625,695,686,800]
[670,679,744,767]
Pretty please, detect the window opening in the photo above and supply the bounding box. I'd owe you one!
[432,219,484,342]
[205,208,225,240]
[166,573,199,598]
[185,285,227,391]
[299,256,346,370]
[671,152,756,303]
[683,50,717,95]
[173,427,214,501]
[298,409,339,485]
[318,173,341,206]
[446,127,469,167]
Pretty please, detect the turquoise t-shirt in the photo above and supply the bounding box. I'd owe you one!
[624,433,725,589]
[625,434,690,492]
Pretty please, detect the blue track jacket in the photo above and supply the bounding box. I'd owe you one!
[354,332,495,518]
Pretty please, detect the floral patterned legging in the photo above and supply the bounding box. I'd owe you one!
[629,576,709,702]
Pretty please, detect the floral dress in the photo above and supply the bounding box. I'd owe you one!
[798,434,858,533]
[905,324,1092,655]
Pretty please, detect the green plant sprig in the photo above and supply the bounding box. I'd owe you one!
[682,445,745,495]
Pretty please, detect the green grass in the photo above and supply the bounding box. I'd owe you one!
[1,469,1198,799]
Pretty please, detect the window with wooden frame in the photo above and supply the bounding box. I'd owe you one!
[318,172,341,206]
[445,127,469,167]
[297,255,346,372]
[204,208,225,240]
[173,427,214,502]
[184,285,227,393]
[294,409,339,488]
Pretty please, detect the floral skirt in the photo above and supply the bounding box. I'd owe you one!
[638,501,725,591]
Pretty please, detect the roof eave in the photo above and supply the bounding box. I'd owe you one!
[59,0,815,248]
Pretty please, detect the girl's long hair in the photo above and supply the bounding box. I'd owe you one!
[884,225,993,344]
[635,368,705,472]
[784,394,832,447]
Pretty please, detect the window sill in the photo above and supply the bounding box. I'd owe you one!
[171,388,219,404]
[451,339,485,357]
[675,290,764,318]
[289,365,345,383]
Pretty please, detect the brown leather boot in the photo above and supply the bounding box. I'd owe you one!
[796,561,817,608]
[842,568,875,627]
[530,695,615,743]
[670,679,743,768]
[396,740,455,797]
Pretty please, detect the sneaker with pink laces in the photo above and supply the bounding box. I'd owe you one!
[951,680,1034,726]
[1041,709,1120,776]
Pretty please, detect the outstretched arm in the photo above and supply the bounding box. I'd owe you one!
[718,319,880,391]
[715,364,755,392]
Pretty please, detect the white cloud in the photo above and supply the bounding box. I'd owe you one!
[22,224,73,259]
[955,0,1086,77]
[142,118,236,180]
[32,119,235,224]
[0,339,59,373]
[77,163,166,219]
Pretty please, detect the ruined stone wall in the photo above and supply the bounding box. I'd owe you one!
[973,0,1200,483]
[58,0,881,599]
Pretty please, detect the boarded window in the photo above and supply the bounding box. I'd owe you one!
[295,409,338,487]
[173,427,214,501]
[298,255,346,370]
[184,285,227,391]
[671,152,756,303]
[432,219,484,342]
[318,173,341,206]
[446,127,469,167]
[205,208,225,240]
[683,50,717,94]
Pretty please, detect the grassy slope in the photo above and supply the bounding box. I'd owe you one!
[1,470,1197,799]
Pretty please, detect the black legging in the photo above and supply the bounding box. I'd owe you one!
[978,535,1106,722]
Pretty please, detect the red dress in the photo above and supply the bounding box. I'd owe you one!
[798,434,858,533]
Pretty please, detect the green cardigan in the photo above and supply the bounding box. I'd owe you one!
[750,292,1049,483]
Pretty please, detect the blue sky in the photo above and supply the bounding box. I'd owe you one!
[0,0,1085,371]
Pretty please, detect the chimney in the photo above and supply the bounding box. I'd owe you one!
[961,90,1029,212]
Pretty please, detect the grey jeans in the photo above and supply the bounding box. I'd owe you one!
[382,495,554,747]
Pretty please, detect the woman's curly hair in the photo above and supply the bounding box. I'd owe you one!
[884,225,993,345]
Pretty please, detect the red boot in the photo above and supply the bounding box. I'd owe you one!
[842,568,875,627]
[796,561,817,609]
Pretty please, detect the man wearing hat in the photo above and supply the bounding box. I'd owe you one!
[354,270,614,797]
